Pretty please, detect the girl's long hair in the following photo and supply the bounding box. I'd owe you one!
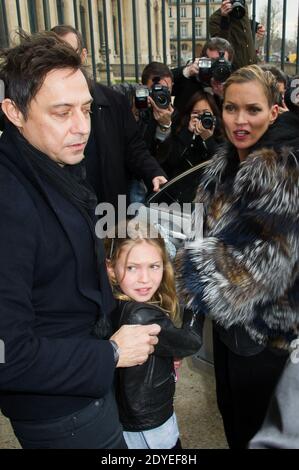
[105,220,179,321]
[176,90,222,135]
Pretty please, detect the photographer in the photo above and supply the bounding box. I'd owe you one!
[172,37,234,113]
[162,91,223,179]
[209,0,266,70]
[136,62,174,162]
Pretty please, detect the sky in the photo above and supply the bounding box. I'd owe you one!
[255,0,298,40]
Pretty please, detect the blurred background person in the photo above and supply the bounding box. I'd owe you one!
[161,91,223,179]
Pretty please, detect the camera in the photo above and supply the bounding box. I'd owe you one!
[135,78,171,110]
[196,111,216,130]
[230,0,246,20]
[197,51,232,85]
[135,85,150,110]
[149,77,171,109]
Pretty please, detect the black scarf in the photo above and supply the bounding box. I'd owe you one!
[7,121,114,338]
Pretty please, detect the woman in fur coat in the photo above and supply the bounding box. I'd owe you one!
[176,65,299,449]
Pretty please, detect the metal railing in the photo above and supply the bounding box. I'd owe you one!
[0,0,298,84]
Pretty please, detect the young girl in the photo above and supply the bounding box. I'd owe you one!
[105,220,202,449]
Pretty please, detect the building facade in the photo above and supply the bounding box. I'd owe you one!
[0,0,171,83]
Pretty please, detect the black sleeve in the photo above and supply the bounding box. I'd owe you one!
[120,95,167,190]
[0,167,115,398]
[122,304,202,358]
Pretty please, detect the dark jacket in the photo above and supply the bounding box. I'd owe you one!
[209,7,257,70]
[85,84,166,207]
[177,112,299,353]
[162,125,221,179]
[172,67,223,114]
[113,301,202,431]
[0,125,116,421]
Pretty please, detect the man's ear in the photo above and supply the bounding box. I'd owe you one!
[1,99,25,128]
[270,104,279,124]
[81,48,88,63]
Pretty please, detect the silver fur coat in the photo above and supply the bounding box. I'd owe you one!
[176,113,299,346]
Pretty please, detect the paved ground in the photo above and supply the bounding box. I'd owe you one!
[0,357,227,449]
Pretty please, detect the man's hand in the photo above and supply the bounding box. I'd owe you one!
[152,176,167,192]
[148,96,173,127]
[183,58,201,78]
[110,324,161,368]
[221,0,233,17]
[256,24,266,40]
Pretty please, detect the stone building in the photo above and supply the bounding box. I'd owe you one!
[0,0,171,82]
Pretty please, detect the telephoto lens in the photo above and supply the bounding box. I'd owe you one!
[210,52,232,82]
[230,0,246,20]
[150,83,171,109]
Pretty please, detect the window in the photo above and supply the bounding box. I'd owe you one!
[43,0,51,30]
[169,7,172,18]
[195,7,200,17]
[56,0,64,25]
[98,11,105,50]
[27,0,38,32]
[169,23,175,39]
[181,23,188,38]
[195,23,202,38]
[0,0,9,47]
[113,15,118,55]
[170,43,176,51]
[80,5,87,50]
[182,43,188,51]
[180,7,186,18]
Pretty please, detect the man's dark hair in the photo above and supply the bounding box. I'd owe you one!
[201,37,234,62]
[260,65,288,89]
[51,24,85,55]
[141,62,173,85]
[0,31,88,119]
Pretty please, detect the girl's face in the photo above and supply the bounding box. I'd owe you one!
[191,98,213,117]
[110,240,164,302]
[223,81,278,160]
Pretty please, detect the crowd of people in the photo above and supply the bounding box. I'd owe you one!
[0,0,299,450]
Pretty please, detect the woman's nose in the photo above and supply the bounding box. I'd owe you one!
[138,269,150,283]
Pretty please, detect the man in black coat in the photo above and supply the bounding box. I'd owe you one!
[51,25,167,208]
[0,32,160,449]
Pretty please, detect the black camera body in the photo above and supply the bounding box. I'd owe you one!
[135,78,171,110]
[149,78,171,109]
[196,111,216,130]
[230,0,246,19]
[197,51,232,85]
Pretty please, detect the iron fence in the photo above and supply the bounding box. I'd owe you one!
[0,0,298,84]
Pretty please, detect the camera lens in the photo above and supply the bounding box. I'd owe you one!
[198,111,215,130]
[230,0,246,19]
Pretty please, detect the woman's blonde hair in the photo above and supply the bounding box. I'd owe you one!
[223,64,281,108]
[105,220,179,321]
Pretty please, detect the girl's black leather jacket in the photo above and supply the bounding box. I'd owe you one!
[112,301,203,431]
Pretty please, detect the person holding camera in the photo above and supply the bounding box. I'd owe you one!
[161,91,223,179]
[172,37,234,113]
[209,0,265,71]
[136,62,174,161]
